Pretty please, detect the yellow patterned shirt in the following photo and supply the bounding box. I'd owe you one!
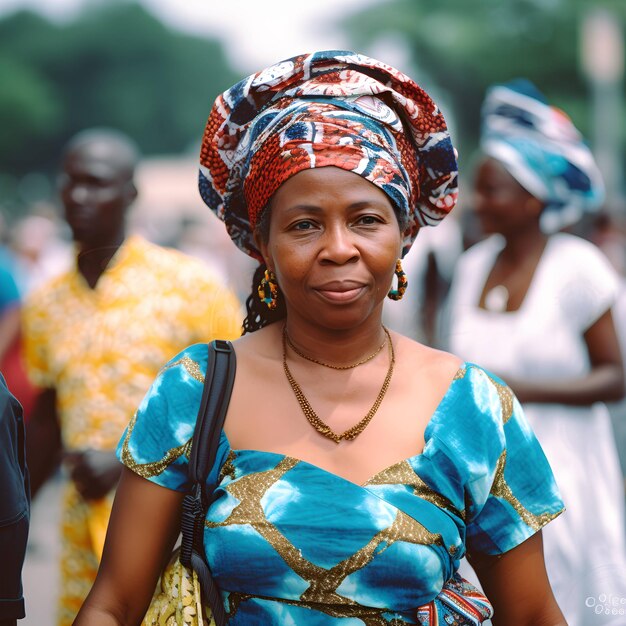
[22,235,242,451]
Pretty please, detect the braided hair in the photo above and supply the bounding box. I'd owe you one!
[242,206,286,334]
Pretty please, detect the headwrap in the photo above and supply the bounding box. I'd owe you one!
[481,79,604,233]
[199,50,458,260]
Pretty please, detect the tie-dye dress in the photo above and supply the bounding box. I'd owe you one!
[118,343,563,625]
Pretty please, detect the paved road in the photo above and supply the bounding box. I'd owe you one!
[22,473,62,626]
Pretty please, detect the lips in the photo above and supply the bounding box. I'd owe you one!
[313,280,367,303]
[66,205,97,224]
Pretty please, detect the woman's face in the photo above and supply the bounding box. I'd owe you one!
[473,157,541,236]
[257,166,403,331]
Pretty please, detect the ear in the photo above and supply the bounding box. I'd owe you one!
[125,182,138,206]
[253,230,273,271]
[524,195,544,220]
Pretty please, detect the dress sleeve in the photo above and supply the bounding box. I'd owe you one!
[116,343,210,493]
[460,366,564,556]
[557,236,620,332]
[0,374,28,621]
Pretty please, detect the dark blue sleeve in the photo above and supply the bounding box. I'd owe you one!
[0,374,29,620]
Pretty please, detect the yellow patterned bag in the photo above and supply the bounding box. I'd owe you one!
[143,548,216,626]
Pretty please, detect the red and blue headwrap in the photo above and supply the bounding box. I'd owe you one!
[199,50,458,260]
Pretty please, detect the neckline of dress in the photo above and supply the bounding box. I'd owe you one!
[222,362,470,488]
[476,234,555,316]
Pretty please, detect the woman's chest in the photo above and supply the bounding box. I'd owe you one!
[204,449,461,608]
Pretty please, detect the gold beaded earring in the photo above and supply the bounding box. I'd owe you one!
[257,268,279,309]
[387,259,408,301]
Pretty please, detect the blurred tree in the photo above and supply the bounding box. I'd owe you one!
[346,0,625,172]
[0,1,240,183]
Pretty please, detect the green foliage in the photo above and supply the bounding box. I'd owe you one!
[0,1,241,179]
[346,0,625,168]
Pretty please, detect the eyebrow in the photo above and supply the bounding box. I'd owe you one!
[282,200,390,214]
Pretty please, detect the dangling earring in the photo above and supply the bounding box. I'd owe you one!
[387,259,408,301]
[258,268,279,309]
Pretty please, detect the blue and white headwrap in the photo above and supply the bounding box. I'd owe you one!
[481,80,604,233]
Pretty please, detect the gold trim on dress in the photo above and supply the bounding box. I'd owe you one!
[365,461,465,521]
[490,450,563,531]
[160,356,205,383]
[119,412,193,478]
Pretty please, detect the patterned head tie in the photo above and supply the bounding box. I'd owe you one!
[481,79,605,233]
[199,50,458,260]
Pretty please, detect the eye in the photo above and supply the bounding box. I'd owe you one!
[292,220,316,231]
[355,214,383,226]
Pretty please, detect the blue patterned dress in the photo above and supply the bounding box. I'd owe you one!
[118,343,563,625]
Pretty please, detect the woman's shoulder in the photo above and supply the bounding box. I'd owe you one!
[230,324,284,363]
[549,231,599,254]
[395,335,512,414]
[547,232,618,272]
[392,334,465,396]
[546,233,619,287]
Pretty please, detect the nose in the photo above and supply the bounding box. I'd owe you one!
[319,223,359,264]
[473,189,487,214]
[68,183,91,205]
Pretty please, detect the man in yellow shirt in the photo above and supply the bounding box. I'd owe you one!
[22,128,242,626]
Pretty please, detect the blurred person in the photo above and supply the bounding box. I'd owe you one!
[0,373,29,626]
[586,212,626,492]
[10,212,72,295]
[588,211,626,277]
[445,80,626,626]
[22,128,242,626]
[0,241,21,366]
[77,52,565,626]
[0,233,37,422]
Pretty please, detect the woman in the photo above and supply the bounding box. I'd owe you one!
[75,52,566,626]
[445,80,626,626]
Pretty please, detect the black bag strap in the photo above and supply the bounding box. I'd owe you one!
[180,339,236,626]
[189,339,237,493]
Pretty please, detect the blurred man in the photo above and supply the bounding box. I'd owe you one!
[22,128,241,626]
[0,374,29,626]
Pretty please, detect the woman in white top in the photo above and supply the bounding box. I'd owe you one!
[446,80,626,626]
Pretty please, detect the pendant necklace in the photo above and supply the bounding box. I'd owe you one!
[484,285,509,312]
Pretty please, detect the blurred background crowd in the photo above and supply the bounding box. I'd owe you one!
[0,0,624,624]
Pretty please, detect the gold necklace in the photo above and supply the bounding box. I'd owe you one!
[282,326,395,443]
[284,329,387,370]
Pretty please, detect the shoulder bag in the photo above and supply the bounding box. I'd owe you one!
[143,339,235,626]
